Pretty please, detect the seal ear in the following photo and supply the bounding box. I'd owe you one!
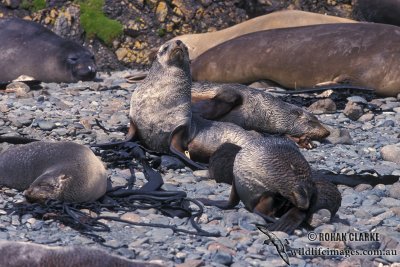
[192,90,242,120]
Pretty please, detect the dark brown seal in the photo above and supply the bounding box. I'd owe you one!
[191,23,400,97]
[128,39,194,160]
[0,18,96,83]
[0,141,107,203]
[192,82,330,148]
[0,240,161,267]
[204,142,341,233]
[353,0,400,26]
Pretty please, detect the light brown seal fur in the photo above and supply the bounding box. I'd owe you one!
[0,141,107,203]
[0,240,161,267]
[191,23,400,97]
[191,82,330,148]
[171,10,355,60]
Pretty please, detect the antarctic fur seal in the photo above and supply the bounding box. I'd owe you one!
[0,141,107,203]
[191,23,400,97]
[171,10,355,60]
[129,39,193,156]
[0,240,161,267]
[0,18,96,83]
[353,0,400,26]
[192,82,330,148]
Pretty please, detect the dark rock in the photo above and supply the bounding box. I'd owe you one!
[160,155,185,170]
[343,101,364,121]
[308,98,337,114]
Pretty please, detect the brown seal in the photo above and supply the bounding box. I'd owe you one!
[353,0,400,27]
[128,39,193,157]
[204,142,341,233]
[191,23,400,97]
[0,240,161,267]
[0,141,107,203]
[171,10,355,60]
[192,82,330,148]
[0,18,96,83]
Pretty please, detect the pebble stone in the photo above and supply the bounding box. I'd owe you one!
[0,71,399,266]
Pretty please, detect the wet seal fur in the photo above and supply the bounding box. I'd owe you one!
[192,23,400,97]
[0,240,161,267]
[171,10,355,60]
[0,18,96,83]
[0,141,107,203]
[353,0,400,27]
[192,82,330,148]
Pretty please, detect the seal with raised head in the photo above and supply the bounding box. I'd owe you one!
[171,10,356,60]
[353,0,400,27]
[192,82,330,148]
[191,23,400,97]
[0,240,161,267]
[0,141,107,203]
[0,18,96,83]
[129,39,192,154]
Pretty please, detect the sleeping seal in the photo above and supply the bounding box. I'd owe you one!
[0,141,107,203]
[353,0,400,27]
[0,18,96,83]
[192,82,330,148]
[170,10,356,60]
[191,23,400,97]
[0,240,161,267]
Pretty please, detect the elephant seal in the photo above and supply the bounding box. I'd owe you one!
[0,240,161,267]
[192,82,330,148]
[353,0,400,26]
[0,141,107,203]
[191,23,400,97]
[0,18,96,83]
[171,10,355,60]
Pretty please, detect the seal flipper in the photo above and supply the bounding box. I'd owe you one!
[169,125,207,170]
[267,207,307,234]
[198,182,240,209]
[192,90,242,120]
[125,118,138,141]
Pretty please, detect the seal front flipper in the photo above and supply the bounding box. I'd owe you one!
[267,207,307,234]
[192,90,242,120]
[169,125,207,170]
[198,182,240,209]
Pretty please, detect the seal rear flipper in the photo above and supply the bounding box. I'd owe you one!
[169,125,207,170]
[312,169,400,186]
[192,90,242,120]
[125,118,138,142]
[197,182,240,209]
[268,207,307,234]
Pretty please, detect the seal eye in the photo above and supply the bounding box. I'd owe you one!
[67,56,79,64]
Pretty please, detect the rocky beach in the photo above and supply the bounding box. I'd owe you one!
[0,71,399,266]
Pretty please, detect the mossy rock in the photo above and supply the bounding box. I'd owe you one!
[79,0,123,45]
[20,0,46,11]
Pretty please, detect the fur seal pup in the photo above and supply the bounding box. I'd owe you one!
[353,0,400,27]
[191,23,400,97]
[0,141,107,203]
[0,240,161,267]
[0,18,96,83]
[192,82,330,148]
[171,10,355,60]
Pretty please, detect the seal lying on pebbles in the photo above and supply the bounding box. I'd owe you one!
[192,82,330,148]
[0,240,161,267]
[191,23,400,97]
[353,0,400,26]
[0,142,107,203]
[0,18,97,83]
[203,142,340,233]
[170,10,356,60]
